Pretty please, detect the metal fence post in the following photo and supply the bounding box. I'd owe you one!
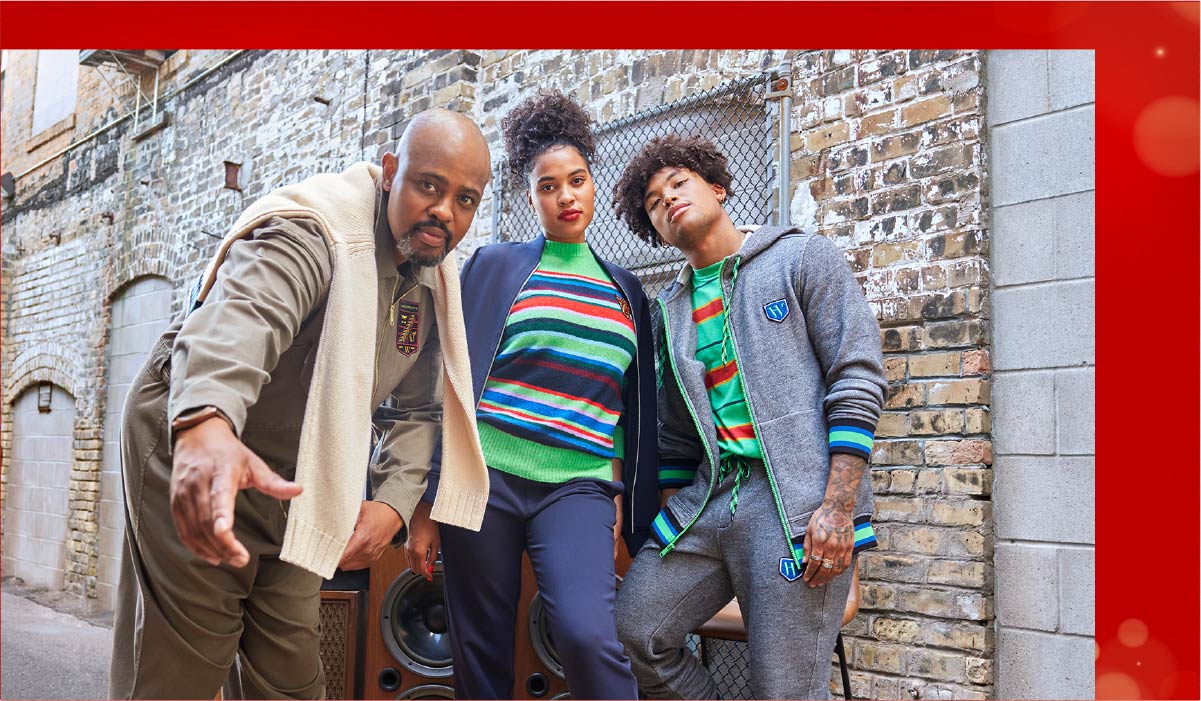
[490,159,504,245]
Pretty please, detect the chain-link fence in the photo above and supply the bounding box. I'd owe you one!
[682,634,754,700]
[493,73,775,299]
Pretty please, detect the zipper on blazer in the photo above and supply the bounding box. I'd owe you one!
[655,296,719,556]
[610,273,640,535]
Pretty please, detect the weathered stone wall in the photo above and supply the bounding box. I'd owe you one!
[1,49,995,696]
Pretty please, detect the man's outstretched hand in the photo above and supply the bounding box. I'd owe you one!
[170,415,303,568]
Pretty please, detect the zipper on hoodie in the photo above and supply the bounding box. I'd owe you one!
[476,265,538,409]
[719,257,802,568]
[655,296,719,556]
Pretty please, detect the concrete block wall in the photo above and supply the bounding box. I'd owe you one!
[2,385,76,589]
[984,50,1095,700]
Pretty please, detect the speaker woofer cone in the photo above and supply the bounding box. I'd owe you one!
[395,683,455,699]
[380,563,454,678]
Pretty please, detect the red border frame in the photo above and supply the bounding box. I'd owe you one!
[1,2,1198,698]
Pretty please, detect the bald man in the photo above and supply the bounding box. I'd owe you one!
[109,110,493,699]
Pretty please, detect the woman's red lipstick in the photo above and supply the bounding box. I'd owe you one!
[558,208,582,221]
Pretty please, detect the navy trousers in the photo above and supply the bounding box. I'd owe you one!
[438,467,638,700]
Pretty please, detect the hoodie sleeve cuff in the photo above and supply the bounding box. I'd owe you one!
[828,419,876,461]
[658,461,699,489]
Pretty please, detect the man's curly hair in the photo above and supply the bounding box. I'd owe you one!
[612,134,735,247]
[501,90,596,183]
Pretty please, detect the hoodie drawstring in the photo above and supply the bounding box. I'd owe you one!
[719,255,742,366]
[718,454,753,516]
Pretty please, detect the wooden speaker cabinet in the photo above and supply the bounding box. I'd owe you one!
[513,542,634,700]
[364,548,455,699]
[318,590,366,700]
[513,552,569,699]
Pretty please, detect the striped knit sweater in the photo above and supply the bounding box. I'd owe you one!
[690,258,764,462]
[477,240,637,483]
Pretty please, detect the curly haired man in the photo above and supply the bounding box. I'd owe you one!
[612,135,887,700]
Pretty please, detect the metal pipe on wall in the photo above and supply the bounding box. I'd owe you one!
[774,56,793,228]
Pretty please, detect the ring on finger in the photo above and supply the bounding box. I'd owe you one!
[821,558,835,569]
[809,553,823,561]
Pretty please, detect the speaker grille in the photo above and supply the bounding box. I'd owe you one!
[318,597,351,700]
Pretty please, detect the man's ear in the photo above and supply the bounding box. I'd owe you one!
[381,153,399,192]
[712,183,727,203]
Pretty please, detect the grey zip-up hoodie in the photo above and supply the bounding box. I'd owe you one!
[651,225,887,561]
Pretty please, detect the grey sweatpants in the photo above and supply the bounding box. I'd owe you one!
[616,467,852,700]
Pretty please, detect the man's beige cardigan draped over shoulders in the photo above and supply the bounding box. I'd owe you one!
[192,162,488,578]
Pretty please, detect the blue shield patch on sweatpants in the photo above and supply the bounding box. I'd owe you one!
[779,557,802,582]
[763,299,790,322]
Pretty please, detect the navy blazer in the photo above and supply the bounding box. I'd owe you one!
[425,235,659,554]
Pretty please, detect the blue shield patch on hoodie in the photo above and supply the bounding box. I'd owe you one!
[763,299,790,323]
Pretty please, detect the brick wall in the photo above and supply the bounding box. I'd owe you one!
[2,49,997,696]
[787,50,993,700]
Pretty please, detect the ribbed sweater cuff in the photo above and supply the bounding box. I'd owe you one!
[430,486,488,532]
[828,418,876,461]
[279,518,344,579]
[658,461,699,489]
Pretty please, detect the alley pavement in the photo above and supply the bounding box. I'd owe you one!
[1,588,111,700]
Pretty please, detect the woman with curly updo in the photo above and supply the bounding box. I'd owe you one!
[405,91,657,699]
